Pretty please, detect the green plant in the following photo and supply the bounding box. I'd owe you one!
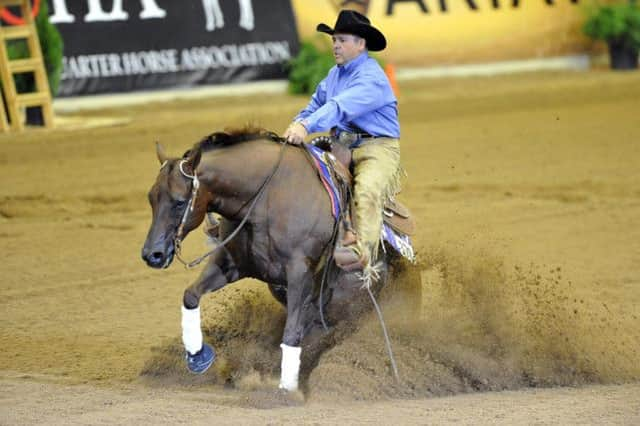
[583,1,640,50]
[287,38,336,95]
[36,0,63,96]
[5,0,63,96]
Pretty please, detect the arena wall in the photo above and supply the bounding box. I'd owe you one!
[0,0,595,96]
[0,0,300,96]
[292,0,590,66]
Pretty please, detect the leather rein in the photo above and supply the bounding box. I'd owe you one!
[173,140,288,269]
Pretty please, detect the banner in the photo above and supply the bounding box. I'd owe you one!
[292,0,590,66]
[36,0,299,96]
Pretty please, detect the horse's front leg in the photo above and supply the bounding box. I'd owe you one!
[279,256,314,391]
[181,250,240,374]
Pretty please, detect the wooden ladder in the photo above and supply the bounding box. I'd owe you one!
[0,0,54,132]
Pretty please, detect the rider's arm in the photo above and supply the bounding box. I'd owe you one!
[293,76,329,122]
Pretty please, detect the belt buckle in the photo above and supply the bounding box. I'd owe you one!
[338,132,358,146]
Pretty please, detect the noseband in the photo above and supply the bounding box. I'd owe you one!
[173,140,288,269]
[175,159,200,242]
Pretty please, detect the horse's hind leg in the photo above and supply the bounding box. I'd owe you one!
[181,250,240,374]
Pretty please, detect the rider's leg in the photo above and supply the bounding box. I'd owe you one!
[349,137,401,265]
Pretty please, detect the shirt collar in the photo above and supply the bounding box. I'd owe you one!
[338,51,368,74]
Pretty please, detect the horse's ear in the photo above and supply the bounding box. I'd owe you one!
[156,142,168,165]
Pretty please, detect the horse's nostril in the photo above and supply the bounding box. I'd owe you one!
[151,252,164,261]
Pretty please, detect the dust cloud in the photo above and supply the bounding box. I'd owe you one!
[142,245,639,403]
[309,245,640,401]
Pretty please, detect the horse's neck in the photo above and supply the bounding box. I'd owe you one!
[200,139,283,218]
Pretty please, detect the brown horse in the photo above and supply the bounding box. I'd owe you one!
[141,129,393,391]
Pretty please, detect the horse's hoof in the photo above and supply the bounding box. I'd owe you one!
[185,343,216,374]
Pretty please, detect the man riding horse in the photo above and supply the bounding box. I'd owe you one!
[142,10,409,393]
[284,9,401,275]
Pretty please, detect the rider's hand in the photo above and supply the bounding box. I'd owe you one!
[283,121,308,146]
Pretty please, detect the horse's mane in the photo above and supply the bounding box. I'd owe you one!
[182,125,282,159]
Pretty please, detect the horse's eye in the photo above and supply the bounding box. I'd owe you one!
[175,200,187,209]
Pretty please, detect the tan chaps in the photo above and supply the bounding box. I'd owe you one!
[351,137,401,261]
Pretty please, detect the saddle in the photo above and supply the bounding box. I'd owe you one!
[309,136,415,238]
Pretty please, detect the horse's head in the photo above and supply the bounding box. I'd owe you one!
[141,143,205,268]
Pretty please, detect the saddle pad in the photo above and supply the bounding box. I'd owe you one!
[306,144,342,220]
[382,223,415,263]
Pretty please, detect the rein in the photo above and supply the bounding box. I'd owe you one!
[174,140,288,269]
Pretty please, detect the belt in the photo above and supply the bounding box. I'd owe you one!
[336,131,389,148]
[353,132,375,139]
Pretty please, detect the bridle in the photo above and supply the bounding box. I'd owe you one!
[175,159,200,243]
[173,140,288,269]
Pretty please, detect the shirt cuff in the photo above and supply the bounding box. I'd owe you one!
[296,119,310,132]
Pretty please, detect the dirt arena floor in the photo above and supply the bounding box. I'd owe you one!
[1,70,640,424]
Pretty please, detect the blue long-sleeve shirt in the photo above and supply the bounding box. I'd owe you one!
[294,52,400,138]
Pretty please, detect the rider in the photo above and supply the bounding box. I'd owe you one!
[284,9,401,272]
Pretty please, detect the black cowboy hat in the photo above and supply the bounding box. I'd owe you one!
[317,10,386,52]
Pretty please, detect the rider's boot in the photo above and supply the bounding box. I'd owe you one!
[334,229,369,272]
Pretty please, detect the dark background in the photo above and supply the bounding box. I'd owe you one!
[54,0,299,96]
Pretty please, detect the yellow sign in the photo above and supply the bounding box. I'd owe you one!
[292,0,590,65]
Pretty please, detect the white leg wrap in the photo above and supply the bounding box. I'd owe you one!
[279,343,302,391]
[181,306,203,355]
